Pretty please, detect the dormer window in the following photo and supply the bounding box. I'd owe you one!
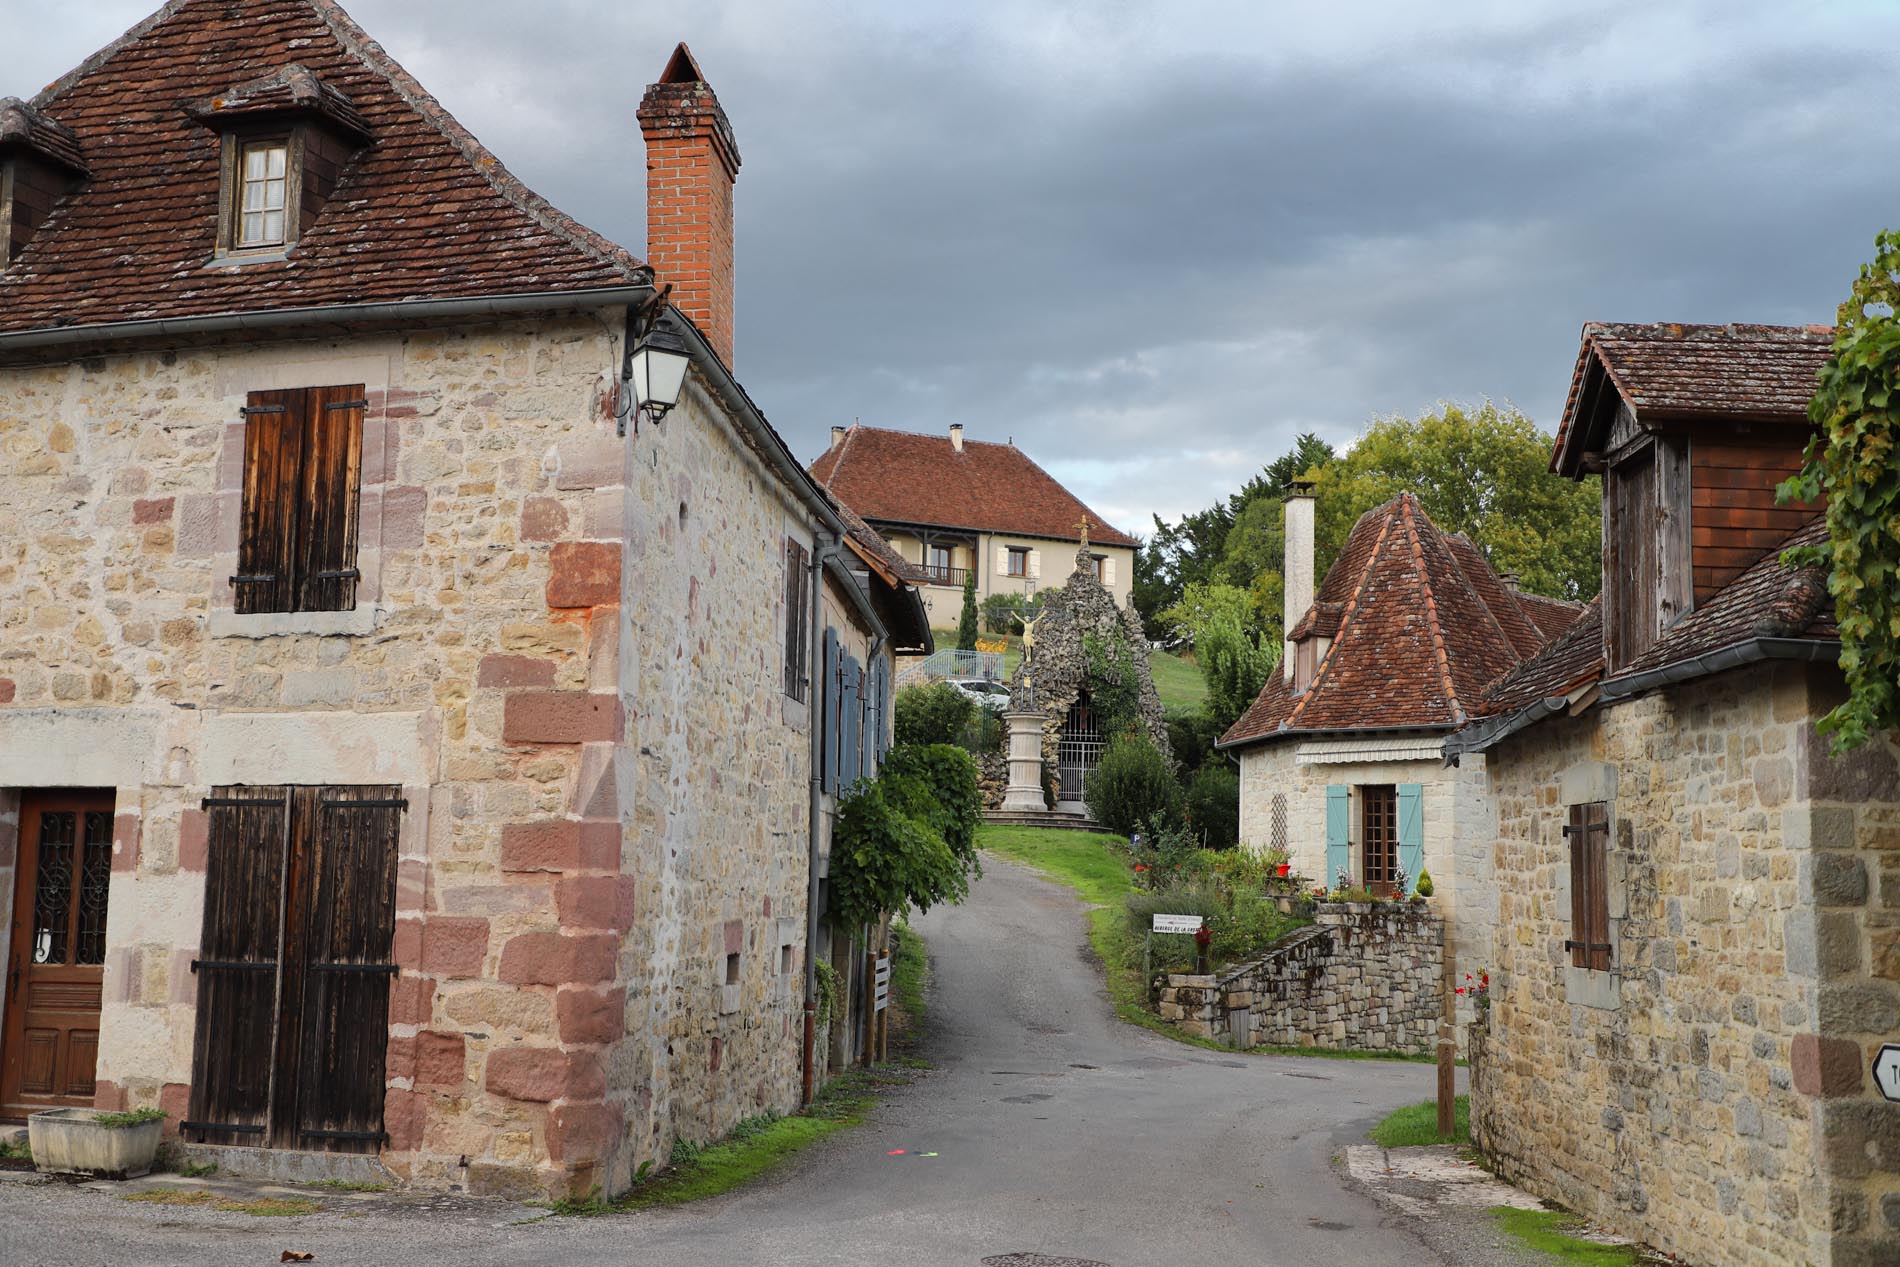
[236,139,289,248]
[0,97,87,265]
[189,64,372,263]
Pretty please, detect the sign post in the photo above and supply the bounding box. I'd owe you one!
[1875,1044,1900,1103]
[1150,914,1205,982]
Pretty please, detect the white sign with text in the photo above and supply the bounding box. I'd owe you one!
[1151,914,1204,935]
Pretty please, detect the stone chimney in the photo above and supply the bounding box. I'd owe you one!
[1282,478,1316,680]
[638,44,741,365]
[949,423,964,453]
[1498,570,1520,592]
[830,425,847,450]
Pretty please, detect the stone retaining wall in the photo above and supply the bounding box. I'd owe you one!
[1160,901,1443,1053]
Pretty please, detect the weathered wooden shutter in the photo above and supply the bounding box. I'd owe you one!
[1565,802,1612,971]
[841,656,861,787]
[822,628,840,793]
[1324,785,1351,887]
[783,540,809,701]
[186,787,291,1143]
[235,390,305,614]
[1395,784,1424,894]
[296,387,365,613]
[292,786,402,1150]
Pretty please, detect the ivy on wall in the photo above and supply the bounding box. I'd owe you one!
[1781,230,1900,751]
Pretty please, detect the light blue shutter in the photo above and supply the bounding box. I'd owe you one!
[1396,784,1424,894]
[842,657,861,787]
[822,627,839,792]
[1325,785,1351,888]
[867,657,885,768]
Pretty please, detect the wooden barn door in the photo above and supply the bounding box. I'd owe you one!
[2,791,115,1117]
[185,786,401,1152]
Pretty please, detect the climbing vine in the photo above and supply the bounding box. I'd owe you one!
[1780,230,1900,751]
[826,744,982,933]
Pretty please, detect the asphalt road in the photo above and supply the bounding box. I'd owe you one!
[0,855,1449,1267]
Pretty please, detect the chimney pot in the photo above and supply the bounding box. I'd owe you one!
[639,44,741,366]
[830,425,847,450]
[949,424,964,453]
[1282,484,1316,680]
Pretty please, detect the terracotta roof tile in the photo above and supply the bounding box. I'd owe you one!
[809,424,1136,547]
[1220,494,1567,746]
[1476,598,1604,717]
[0,98,88,174]
[0,0,645,337]
[1513,590,1588,642]
[833,496,928,585]
[1554,323,1833,466]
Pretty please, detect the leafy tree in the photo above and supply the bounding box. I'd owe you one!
[1158,581,1264,648]
[1313,403,1600,600]
[955,571,980,650]
[1164,705,1227,775]
[1182,763,1240,849]
[1780,230,1900,751]
[893,682,974,748]
[827,744,982,931]
[1084,734,1181,836]
[981,592,1026,634]
[1198,611,1278,732]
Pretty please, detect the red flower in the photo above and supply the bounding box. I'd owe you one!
[1134,864,1148,872]
[1455,987,1466,995]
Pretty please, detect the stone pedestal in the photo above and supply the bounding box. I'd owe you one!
[1000,710,1047,812]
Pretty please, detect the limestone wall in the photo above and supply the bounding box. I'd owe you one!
[1469,662,1900,1267]
[1159,902,1442,1053]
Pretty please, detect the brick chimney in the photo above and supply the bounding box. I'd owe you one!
[638,44,741,365]
[1282,478,1316,680]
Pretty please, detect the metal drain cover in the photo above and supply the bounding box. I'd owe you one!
[982,1256,1113,1267]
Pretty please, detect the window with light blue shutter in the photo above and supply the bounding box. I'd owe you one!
[822,627,839,792]
[842,656,861,787]
[1396,784,1424,894]
[1325,785,1351,887]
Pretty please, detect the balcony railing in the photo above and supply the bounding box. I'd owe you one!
[920,564,971,587]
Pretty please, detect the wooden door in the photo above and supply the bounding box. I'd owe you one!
[1360,784,1398,897]
[2,791,116,1117]
[184,785,401,1152]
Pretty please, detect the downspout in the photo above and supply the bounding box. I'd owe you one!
[802,530,839,1104]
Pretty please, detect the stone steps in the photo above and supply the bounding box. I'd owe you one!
[982,809,1118,835]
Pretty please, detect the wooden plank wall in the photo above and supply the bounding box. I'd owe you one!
[1689,436,1821,602]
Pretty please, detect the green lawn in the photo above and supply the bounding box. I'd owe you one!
[1491,1209,1642,1265]
[1370,1095,1470,1147]
[1148,648,1208,709]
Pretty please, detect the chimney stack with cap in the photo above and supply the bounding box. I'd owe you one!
[949,424,964,453]
[830,425,847,450]
[1282,478,1317,680]
[638,44,741,365]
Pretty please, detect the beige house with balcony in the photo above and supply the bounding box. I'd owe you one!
[809,424,1136,629]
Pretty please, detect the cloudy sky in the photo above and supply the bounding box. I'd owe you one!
[16,1,1898,535]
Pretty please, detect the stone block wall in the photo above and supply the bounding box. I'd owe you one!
[1159,902,1443,1053]
[1469,662,1900,1267]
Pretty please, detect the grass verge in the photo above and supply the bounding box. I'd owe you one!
[548,922,932,1217]
[980,824,1434,1063]
[1370,1095,1470,1147]
[1491,1208,1642,1265]
[1148,647,1208,709]
[124,1190,320,1217]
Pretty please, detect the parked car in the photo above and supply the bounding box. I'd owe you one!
[946,678,1011,711]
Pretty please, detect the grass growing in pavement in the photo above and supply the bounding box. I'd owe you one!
[1147,648,1208,709]
[980,823,1437,1063]
[124,1190,321,1217]
[1491,1208,1642,1265]
[1370,1095,1470,1147]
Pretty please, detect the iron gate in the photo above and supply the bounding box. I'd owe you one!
[1057,696,1104,801]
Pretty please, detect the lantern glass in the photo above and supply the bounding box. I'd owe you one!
[631,338,690,418]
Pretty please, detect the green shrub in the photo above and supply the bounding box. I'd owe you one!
[1182,764,1239,849]
[961,704,1005,757]
[980,592,1026,634]
[1124,880,1223,971]
[1085,735,1180,837]
[1210,889,1298,965]
[1164,706,1226,775]
[894,682,974,748]
[1415,868,1435,898]
[827,743,982,932]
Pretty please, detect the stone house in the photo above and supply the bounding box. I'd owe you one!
[1448,322,1900,1267]
[1218,481,1583,1003]
[810,423,1138,629]
[0,0,926,1200]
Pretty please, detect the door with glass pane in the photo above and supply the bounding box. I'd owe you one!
[2,791,116,1116]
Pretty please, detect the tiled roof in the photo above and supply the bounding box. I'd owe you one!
[0,0,647,338]
[1513,590,1589,642]
[0,98,88,174]
[809,425,1137,548]
[833,497,928,585]
[1476,598,1604,717]
[1617,516,1834,677]
[1219,494,1566,746]
[1554,323,1834,467]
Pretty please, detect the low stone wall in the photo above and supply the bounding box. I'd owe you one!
[1159,902,1444,1053]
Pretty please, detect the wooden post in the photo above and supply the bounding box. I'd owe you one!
[1437,1018,1456,1137]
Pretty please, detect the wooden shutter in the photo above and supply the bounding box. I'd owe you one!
[1104,556,1117,586]
[291,785,402,1150]
[1566,802,1612,971]
[1395,784,1424,894]
[783,540,809,701]
[822,628,840,792]
[841,656,861,787]
[186,787,291,1143]
[1028,550,1041,580]
[1324,785,1351,886]
[236,391,306,614]
[297,386,365,613]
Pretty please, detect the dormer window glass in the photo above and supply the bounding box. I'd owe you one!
[237,140,289,248]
